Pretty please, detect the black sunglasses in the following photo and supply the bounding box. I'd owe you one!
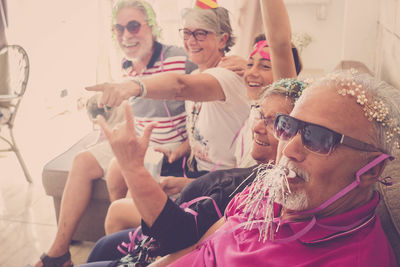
[273,113,381,155]
[113,20,142,36]
[179,28,210,41]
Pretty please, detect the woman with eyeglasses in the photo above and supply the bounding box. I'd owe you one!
[91,5,251,203]
[88,2,303,198]
[96,0,302,236]
[76,0,305,266]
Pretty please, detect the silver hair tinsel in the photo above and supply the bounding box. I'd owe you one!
[236,162,292,242]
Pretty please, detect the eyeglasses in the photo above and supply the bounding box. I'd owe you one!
[179,29,211,41]
[251,105,275,130]
[113,20,142,36]
[273,113,381,155]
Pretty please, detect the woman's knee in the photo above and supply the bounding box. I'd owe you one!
[105,199,141,234]
[106,158,128,200]
[105,201,122,235]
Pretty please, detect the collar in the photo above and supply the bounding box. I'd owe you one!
[121,41,163,74]
[147,41,162,69]
[281,191,379,244]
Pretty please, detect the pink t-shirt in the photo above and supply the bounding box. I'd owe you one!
[170,189,396,267]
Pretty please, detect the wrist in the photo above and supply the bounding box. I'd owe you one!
[130,78,147,100]
[121,164,147,175]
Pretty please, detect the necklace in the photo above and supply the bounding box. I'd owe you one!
[187,102,202,139]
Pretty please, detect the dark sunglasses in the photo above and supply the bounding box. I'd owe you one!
[251,105,275,130]
[273,113,381,155]
[179,28,210,41]
[113,20,142,36]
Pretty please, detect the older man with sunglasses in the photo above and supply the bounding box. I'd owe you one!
[30,1,198,267]
[144,69,399,266]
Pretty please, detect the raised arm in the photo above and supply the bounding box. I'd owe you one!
[97,102,168,226]
[86,71,226,108]
[260,0,297,80]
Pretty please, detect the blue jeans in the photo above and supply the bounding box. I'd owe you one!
[87,228,134,262]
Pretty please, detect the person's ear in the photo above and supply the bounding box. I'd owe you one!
[358,153,389,188]
[218,33,229,51]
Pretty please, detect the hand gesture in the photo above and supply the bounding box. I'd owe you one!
[218,55,247,77]
[96,102,156,172]
[154,147,180,164]
[86,80,138,108]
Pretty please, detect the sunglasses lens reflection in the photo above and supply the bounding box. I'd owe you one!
[275,115,298,141]
[274,114,337,155]
[126,20,141,34]
[114,25,124,35]
[302,125,335,154]
[114,20,141,35]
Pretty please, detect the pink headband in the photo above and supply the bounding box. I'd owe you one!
[250,40,270,60]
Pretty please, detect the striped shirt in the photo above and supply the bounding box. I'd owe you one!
[125,42,197,148]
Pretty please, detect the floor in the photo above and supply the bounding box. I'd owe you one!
[0,97,95,266]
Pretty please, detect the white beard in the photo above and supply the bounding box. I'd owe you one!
[237,162,292,242]
[237,161,310,242]
[275,188,308,211]
[275,156,309,210]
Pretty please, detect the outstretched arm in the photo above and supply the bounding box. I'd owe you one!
[86,71,226,108]
[97,102,167,226]
[261,0,297,80]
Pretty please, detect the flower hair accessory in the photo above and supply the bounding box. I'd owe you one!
[271,78,308,102]
[334,69,400,149]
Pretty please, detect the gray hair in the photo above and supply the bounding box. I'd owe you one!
[260,78,308,106]
[181,7,235,53]
[112,0,161,39]
[310,70,400,154]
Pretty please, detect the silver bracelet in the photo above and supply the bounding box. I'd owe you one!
[131,78,147,98]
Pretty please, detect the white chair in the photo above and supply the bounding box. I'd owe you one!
[0,44,31,182]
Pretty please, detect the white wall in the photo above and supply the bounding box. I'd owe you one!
[286,0,346,73]
[341,0,379,72]
[283,0,400,88]
[375,0,400,88]
[7,0,99,108]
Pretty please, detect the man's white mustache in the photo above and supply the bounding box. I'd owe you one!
[278,156,310,182]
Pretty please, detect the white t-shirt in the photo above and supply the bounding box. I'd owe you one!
[234,115,257,168]
[186,67,250,172]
